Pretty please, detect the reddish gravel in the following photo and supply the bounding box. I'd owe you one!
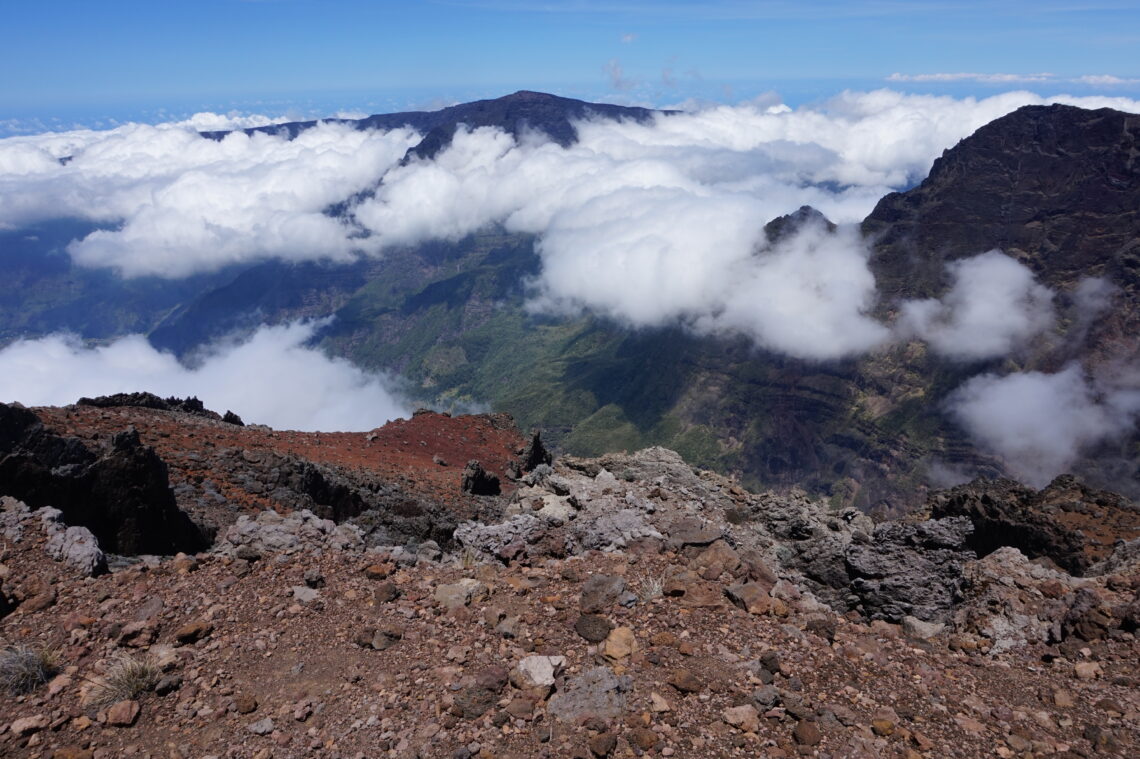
[33,405,529,524]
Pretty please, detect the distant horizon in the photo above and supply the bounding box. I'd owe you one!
[6,77,1140,138]
[4,0,1138,136]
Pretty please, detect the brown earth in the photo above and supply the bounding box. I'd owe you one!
[1,501,1137,759]
[32,405,528,529]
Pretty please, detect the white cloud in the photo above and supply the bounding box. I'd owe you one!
[0,321,409,431]
[888,72,1140,88]
[604,58,636,91]
[888,72,1055,84]
[1074,74,1140,86]
[0,120,420,276]
[3,89,1140,361]
[948,363,1140,487]
[898,250,1055,360]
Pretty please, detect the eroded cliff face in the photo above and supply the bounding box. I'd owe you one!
[849,104,1140,503]
[866,104,1140,308]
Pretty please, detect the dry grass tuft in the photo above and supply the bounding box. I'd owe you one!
[87,654,160,706]
[0,644,60,694]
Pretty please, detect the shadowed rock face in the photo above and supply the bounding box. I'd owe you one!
[0,402,207,555]
[866,104,1140,305]
[932,475,1140,575]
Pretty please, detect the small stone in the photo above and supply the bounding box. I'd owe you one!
[11,714,49,735]
[22,590,57,612]
[435,579,486,611]
[588,732,617,757]
[154,674,182,696]
[363,562,393,580]
[1074,662,1101,680]
[371,624,405,650]
[649,692,672,712]
[248,717,275,735]
[872,718,895,736]
[668,668,702,694]
[1052,689,1075,708]
[234,694,259,714]
[723,704,760,733]
[725,582,771,615]
[107,700,141,727]
[303,568,325,589]
[793,720,822,746]
[575,614,613,643]
[170,554,198,574]
[1095,697,1124,716]
[505,697,534,719]
[752,685,780,708]
[513,655,565,689]
[291,585,320,603]
[374,582,400,603]
[173,620,212,645]
[602,627,637,661]
[901,616,945,640]
[580,575,626,613]
[628,727,659,750]
[52,748,94,759]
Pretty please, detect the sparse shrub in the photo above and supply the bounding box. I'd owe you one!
[637,573,666,602]
[0,644,60,694]
[88,654,159,706]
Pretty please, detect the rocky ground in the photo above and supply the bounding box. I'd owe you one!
[1,407,1138,759]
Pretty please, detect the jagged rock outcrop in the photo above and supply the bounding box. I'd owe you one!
[931,475,1140,575]
[461,460,501,496]
[0,403,206,554]
[844,517,974,622]
[77,392,244,424]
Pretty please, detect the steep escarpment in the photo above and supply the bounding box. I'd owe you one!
[866,104,1140,308]
[855,104,1140,500]
[0,402,205,554]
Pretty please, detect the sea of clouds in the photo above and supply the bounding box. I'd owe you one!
[0,89,1138,482]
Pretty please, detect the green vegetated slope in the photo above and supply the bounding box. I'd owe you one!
[0,220,236,344]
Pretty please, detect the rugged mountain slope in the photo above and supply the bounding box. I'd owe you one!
[866,104,1140,308]
[854,104,1140,499]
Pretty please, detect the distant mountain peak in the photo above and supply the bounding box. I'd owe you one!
[202,91,666,160]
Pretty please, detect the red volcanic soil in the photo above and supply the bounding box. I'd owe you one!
[33,405,529,525]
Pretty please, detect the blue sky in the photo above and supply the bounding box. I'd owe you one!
[2,0,1139,130]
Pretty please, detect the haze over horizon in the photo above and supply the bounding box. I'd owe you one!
[3,0,1139,135]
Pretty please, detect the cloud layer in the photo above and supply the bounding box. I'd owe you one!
[3,89,1139,485]
[0,321,409,431]
[948,364,1140,487]
[899,250,1055,360]
[0,120,419,276]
